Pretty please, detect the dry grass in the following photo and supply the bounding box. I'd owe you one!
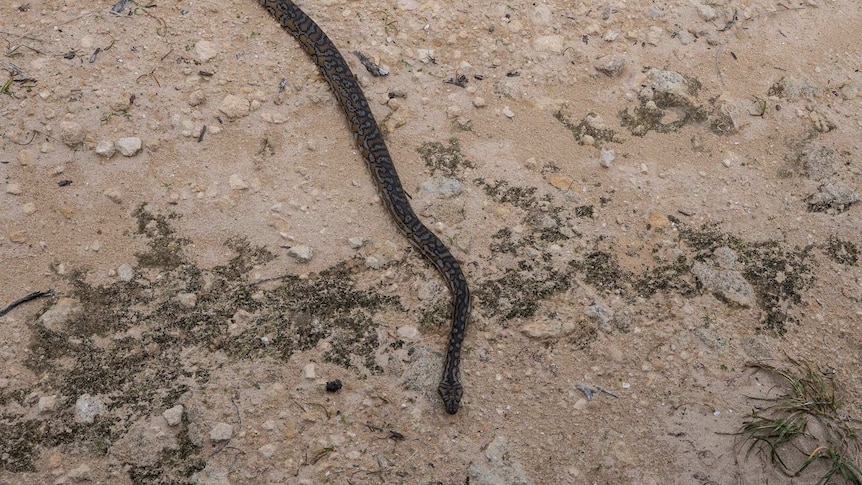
[738,358,861,484]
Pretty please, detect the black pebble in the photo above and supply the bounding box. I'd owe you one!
[325,380,342,392]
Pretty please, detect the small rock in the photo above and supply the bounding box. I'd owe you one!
[534,35,564,53]
[176,292,197,308]
[600,148,615,168]
[677,30,694,45]
[95,140,116,158]
[39,298,83,334]
[188,89,206,106]
[807,182,859,213]
[67,464,92,481]
[38,395,58,413]
[594,54,626,77]
[287,245,313,262]
[446,105,462,118]
[104,188,123,204]
[75,394,105,424]
[219,94,250,119]
[229,174,249,190]
[800,143,837,180]
[420,177,462,197]
[163,405,184,426]
[6,182,22,195]
[586,302,614,329]
[691,262,755,307]
[696,3,717,21]
[472,97,486,108]
[59,121,86,146]
[9,230,27,243]
[116,137,142,157]
[117,263,134,282]
[209,422,233,442]
[647,212,670,229]
[22,202,36,215]
[546,174,573,190]
[195,40,219,62]
[17,149,35,166]
[501,106,515,119]
[258,443,277,458]
[304,363,317,379]
[348,237,364,249]
[397,325,420,340]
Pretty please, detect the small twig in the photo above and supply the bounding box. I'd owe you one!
[0,289,55,317]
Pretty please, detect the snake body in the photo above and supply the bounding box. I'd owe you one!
[259,0,471,414]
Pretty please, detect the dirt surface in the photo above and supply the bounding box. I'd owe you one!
[1,0,861,483]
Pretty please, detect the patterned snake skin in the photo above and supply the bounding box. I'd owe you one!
[259,0,471,414]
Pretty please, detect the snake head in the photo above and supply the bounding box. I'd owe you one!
[438,379,463,414]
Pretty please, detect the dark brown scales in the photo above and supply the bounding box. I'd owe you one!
[259,0,471,414]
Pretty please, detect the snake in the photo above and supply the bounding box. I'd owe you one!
[259,0,471,414]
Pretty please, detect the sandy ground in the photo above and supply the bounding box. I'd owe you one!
[1,0,861,483]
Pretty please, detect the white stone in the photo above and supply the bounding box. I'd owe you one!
[209,422,233,442]
[163,405,184,426]
[304,363,317,379]
[75,394,105,424]
[117,263,134,282]
[287,245,313,262]
[115,137,142,157]
[219,95,250,119]
[95,140,116,158]
[195,40,219,62]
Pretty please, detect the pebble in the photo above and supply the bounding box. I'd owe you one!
[195,40,219,62]
[287,245,313,262]
[800,142,837,180]
[647,212,670,229]
[696,3,717,21]
[8,230,26,244]
[600,148,615,168]
[95,140,116,158]
[39,298,83,334]
[38,395,58,413]
[501,106,515,119]
[304,363,317,379]
[6,182,22,195]
[691,262,755,307]
[807,182,859,212]
[594,54,626,77]
[219,94,250,119]
[117,263,134,282]
[209,422,233,442]
[677,30,694,45]
[115,137,142,157]
[59,121,86,146]
[75,394,105,424]
[348,237,364,249]
[420,177,462,197]
[397,325,420,340]
[163,405,184,426]
[188,89,206,106]
[176,292,197,308]
[472,97,486,108]
[67,464,92,482]
[546,174,573,190]
[104,188,123,204]
[22,202,36,215]
[258,443,277,458]
[534,35,564,53]
[17,149,35,165]
[229,174,249,190]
